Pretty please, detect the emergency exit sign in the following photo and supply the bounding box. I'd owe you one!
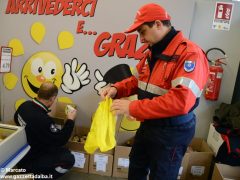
[212,2,234,31]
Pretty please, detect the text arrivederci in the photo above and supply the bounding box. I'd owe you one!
[4,0,146,60]
[5,0,97,16]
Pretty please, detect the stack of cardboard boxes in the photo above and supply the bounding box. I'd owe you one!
[66,126,90,173]
[4,101,239,179]
[181,138,214,180]
[66,126,114,177]
[88,150,114,176]
[112,131,135,178]
[52,102,218,179]
[51,101,115,177]
[207,123,240,180]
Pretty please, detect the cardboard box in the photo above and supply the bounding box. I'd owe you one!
[113,131,189,179]
[211,163,240,180]
[185,138,214,180]
[113,146,131,176]
[66,126,90,173]
[207,123,224,156]
[89,150,114,177]
[112,131,135,178]
[49,101,76,127]
[113,136,213,179]
[87,104,119,177]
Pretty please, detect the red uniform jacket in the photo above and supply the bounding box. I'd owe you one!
[113,32,209,121]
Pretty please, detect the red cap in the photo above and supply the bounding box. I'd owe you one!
[124,3,171,33]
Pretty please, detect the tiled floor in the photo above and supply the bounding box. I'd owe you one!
[59,171,126,180]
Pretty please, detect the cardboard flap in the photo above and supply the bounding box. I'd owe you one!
[117,166,128,172]
[74,126,90,137]
[116,131,135,146]
[190,138,213,153]
[67,126,90,152]
[201,140,213,152]
[216,163,240,179]
[49,101,77,119]
[67,141,85,152]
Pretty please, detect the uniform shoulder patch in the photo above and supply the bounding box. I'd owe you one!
[184,60,195,72]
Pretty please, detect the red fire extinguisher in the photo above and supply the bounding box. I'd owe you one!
[204,48,227,101]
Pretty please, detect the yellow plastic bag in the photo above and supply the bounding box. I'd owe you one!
[84,98,116,154]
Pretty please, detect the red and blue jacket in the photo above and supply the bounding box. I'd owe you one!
[114,30,209,121]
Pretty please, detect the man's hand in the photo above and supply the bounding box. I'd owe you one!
[111,99,131,116]
[61,58,90,94]
[67,108,77,121]
[100,86,117,99]
[125,115,137,121]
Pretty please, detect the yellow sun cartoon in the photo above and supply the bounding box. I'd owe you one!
[22,51,63,98]
[5,21,91,109]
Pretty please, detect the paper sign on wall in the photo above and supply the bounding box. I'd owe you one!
[0,47,12,73]
[212,2,234,31]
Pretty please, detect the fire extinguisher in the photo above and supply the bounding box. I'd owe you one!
[204,48,227,101]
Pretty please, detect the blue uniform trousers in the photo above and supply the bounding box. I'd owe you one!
[128,116,196,180]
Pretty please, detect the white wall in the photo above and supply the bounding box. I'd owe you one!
[0,0,195,127]
[190,0,240,138]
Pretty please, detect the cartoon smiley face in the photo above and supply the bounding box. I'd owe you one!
[22,51,63,98]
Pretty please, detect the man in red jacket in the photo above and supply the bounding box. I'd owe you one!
[100,3,209,180]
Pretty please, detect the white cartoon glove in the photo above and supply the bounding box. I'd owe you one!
[61,58,90,94]
[94,69,108,95]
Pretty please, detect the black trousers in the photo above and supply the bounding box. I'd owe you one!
[18,147,75,179]
[128,117,196,180]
